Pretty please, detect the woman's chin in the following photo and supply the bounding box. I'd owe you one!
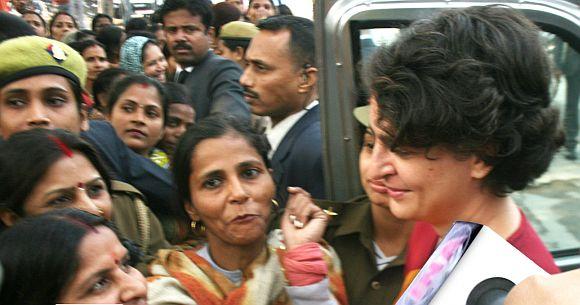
[367,191,391,209]
[227,227,267,246]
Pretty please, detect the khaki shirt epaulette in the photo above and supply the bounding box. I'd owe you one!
[111,180,171,275]
[315,196,406,305]
[315,195,374,236]
[111,180,143,194]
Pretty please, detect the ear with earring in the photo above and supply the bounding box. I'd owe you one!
[271,199,280,210]
[191,220,206,233]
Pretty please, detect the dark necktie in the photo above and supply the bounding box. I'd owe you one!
[177,70,190,84]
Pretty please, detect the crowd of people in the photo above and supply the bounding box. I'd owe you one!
[0,0,577,304]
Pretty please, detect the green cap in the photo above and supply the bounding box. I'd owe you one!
[220,21,259,40]
[0,36,87,89]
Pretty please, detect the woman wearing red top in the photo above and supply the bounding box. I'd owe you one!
[361,6,561,293]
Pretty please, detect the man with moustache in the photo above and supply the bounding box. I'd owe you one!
[241,15,325,204]
[158,0,250,121]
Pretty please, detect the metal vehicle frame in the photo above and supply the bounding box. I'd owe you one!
[315,0,580,270]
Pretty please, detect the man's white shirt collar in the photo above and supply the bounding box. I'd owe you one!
[176,66,194,74]
[265,100,319,159]
[174,66,194,82]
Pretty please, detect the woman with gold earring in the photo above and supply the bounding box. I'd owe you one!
[148,115,348,305]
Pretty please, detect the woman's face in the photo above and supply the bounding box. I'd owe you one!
[359,126,391,208]
[187,133,275,248]
[142,44,168,83]
[247,0,276,24]
[23,13,46,37]
[109,83,164,156]
[364,99,490,225]
[23,152,112,220]
[58,226,147,305]
[0,74,87,139]
[51,14,76,41]
[83,45,110,82]
[93,16,112,33]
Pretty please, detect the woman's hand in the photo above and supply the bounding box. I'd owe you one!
[281,187,329,250]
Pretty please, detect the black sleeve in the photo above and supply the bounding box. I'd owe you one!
[208,60,251,121]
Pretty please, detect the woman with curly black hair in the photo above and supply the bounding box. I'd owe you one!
[362,5,563,289]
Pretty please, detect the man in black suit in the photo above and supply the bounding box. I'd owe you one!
[241,15,325,204]
[158,0,250,121]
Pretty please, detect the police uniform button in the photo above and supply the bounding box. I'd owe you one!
[371,281,381,290]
